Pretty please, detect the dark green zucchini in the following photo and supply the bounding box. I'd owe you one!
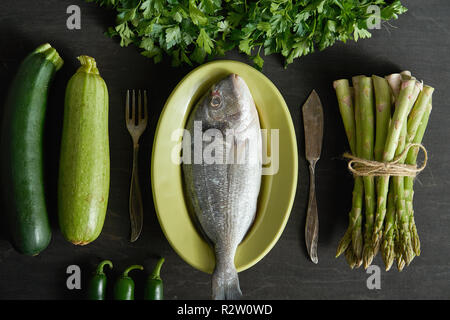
[1,43,63,255]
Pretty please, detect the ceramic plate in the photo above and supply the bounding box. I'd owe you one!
[151,60,298,273]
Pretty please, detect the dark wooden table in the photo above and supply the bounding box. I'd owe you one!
[0,0,449,300]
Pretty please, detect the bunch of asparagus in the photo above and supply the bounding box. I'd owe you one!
[333,72,434,271]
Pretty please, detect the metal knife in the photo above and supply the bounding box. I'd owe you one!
[302,90,323,264]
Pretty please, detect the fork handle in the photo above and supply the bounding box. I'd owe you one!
[305,161,319,264]
[129,144,143,242]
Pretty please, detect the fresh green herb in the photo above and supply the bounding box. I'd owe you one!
[86,0,407,68]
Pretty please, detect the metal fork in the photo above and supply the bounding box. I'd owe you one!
[126,90,148,242]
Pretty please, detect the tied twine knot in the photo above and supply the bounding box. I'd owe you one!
[343,143,428,177]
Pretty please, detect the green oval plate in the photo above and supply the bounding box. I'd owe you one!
[151,60,298,274]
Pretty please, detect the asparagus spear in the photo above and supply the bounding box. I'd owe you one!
[404,91,433,257]
[393,84,431,265]
[356,77,376,269]
[372,79,416,255]
[350,76,368,261]
[366,75,392,268]
[333,79,354,258]
[334,80,356,153]
[392,78,423,265]
[381,185,396,270]
[403,106,428,257]
[380,73,418,267]
[373,75,392,162]
[333,79,364,263]
[393,121,415,264]
[379,73,402,270]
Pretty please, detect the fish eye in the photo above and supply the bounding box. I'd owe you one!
[210,95,222,109]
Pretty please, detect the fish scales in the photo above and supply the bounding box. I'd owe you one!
[182,74,262,300]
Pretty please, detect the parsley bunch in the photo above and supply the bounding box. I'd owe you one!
[86,0,407,68]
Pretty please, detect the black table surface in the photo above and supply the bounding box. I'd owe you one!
[0,0,449,300]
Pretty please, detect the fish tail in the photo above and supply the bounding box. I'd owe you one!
[212,266,242,300]
[212,247,242,300]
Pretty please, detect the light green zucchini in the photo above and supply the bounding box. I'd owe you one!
[58,56,110,245]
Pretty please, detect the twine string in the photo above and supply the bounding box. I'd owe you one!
[343,143,428,177]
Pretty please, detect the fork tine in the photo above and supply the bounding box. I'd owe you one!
[132,89,136,125]
[138,90,142,122]
[126,89,130,123]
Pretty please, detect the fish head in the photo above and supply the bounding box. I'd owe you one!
[200,74,257,131]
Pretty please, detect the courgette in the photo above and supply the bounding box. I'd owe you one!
[58,56,110,245]
[1,43,63,255]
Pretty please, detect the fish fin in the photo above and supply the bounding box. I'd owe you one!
[212,266,242,300]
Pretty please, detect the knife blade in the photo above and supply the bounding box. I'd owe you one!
[302,89,324,264]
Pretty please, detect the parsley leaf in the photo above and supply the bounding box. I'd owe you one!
[86,0,407,69]
[166,26,182,49]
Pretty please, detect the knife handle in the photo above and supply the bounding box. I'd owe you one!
[305,161,319,264]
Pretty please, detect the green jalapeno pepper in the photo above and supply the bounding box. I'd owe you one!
[113,264,143,300]
[144,258,165,300]
[87,260,113,300]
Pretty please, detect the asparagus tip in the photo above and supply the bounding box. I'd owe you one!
[410,223,421,256]
[363,245,374,269]
[397,258,406,272]
[352,230,363,260]
[336,228,352,258]
[336,244,347,258]
[344,247,357,269]
[399,228,415,265]
[371,232,383,256]
[384,256,394,271]
[381,240,395,272]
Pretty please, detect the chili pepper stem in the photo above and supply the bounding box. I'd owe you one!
[96,260,113,275]
[123,264,144,277]
[151,258,165,280]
